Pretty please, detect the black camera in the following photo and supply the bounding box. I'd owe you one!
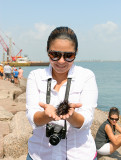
[46,123,66,146]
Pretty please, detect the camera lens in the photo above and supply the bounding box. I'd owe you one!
[49,135,60,146]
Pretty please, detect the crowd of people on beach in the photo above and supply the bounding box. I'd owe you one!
[0,63,23,84]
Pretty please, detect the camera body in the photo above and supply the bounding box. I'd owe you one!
[46,123,66,146]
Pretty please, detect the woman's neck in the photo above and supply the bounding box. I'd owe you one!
[52,70,68,83]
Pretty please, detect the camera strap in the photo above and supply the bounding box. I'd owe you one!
[46,78,72,158]
[46,78,72,104]
[46,78,52,104]
[64,78,72,101]
[46,77,72,131]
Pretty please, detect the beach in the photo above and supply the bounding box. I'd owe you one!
[0,78,121,160]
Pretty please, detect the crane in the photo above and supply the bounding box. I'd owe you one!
[0,33,23,62]
[0,34,8,52]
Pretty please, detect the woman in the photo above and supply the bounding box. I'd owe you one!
[95,107,121,155]
[26,26,98,160]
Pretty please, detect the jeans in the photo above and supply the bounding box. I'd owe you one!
[26,153,33,160]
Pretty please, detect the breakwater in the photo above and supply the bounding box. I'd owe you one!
[1,61,50,67]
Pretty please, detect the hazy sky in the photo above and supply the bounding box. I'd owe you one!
[0,0,121,62]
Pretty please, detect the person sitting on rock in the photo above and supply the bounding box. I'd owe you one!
[95,107,121,156]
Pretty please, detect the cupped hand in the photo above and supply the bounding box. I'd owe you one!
[60,103,82,120]
[39,102,61,121]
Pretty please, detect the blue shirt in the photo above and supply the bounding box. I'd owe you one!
[13,71,19,78]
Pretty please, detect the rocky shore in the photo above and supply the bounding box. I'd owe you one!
[0,79,121,160]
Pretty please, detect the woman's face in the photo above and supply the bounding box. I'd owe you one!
[48,39,76,74]
[108,114,119,125]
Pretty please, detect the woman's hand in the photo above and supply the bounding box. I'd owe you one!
[60,103,82,120]
[39,102,61,121]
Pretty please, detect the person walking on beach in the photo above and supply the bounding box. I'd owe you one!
[95,107,121,156]
[0,64,4,79]
[18,67,23,79]
[4,63,12,81]
[26,26,98,160]
[13,68,19,84]
[11,65,16,75]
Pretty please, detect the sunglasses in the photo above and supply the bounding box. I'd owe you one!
[48,50,76,62]
[110,117,119,121]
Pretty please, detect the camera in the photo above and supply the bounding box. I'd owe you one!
[46,123,66,146]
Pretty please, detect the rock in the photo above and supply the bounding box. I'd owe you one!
[3,111,32,158]
[13,90,23,100]
[3,132,29,158]
[0,80,22,100]
[0,106,13,121]
[10,111,32,134]
[15,155,27,160]
[15,92,26,103]
[0,155,27,160]
[19,78,27,92]
[0,135,3,159]
[0,90,11,99]
[0,157,14,160]
[0,121,10,136]
[0,99,26,115]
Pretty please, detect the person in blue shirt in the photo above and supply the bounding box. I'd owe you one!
[13,68,19,84]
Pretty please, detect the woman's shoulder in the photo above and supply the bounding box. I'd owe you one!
[30,68,46,74]
[28,67,50,79]
[99,120,111,130]
[73,65,95,78]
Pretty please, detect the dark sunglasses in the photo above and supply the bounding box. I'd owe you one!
[48,50,76,62]
[110,117,119,121]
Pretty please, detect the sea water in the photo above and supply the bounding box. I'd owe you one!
[20,61,121,113]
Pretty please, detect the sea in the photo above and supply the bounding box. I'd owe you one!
[20,61,121,113]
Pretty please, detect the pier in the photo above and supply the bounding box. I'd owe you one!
[1,61,50,66]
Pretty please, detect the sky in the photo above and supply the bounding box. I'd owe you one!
[0,0,121,62]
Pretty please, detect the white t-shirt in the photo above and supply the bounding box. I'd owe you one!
[26,64,98,160]
[4,65,12,73]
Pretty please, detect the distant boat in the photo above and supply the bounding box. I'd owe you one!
[16,56,29,63]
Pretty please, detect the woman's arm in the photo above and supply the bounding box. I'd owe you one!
[34,102,61,126]
[115,123,121,133]
[67,110,84,128]
[26,71,61,127]
[105,124,121,145]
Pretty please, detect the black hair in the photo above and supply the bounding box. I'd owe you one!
[47,26,78,52]
[109,107,120,118]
